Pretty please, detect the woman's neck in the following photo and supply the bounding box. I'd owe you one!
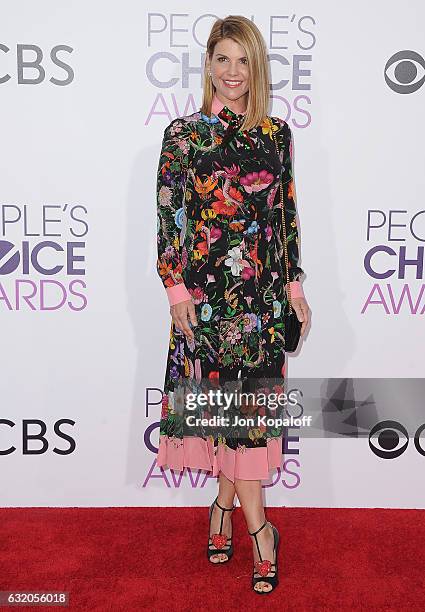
[214,92,247,115]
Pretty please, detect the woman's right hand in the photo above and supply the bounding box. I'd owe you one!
[170,299,198,341]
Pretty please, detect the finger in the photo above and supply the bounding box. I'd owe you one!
[300,304,309,335]
[302,303,310,323]
[173,313,186,333]
[178,309,194,339]
[294,303,304,322]
[181,316,194,339]
[292,303,305,335]
[187,302,198,327]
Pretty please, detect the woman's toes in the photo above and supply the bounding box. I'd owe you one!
[210,551,228,563]
[255,580,271,592]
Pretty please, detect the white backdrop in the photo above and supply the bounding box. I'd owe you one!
[1,1,425,507]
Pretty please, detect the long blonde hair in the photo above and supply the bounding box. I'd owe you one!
[200,15,271,132]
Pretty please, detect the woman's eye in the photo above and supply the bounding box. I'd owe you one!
[216,57,248,64]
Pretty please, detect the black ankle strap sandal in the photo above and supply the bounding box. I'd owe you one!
[207,497,236,563]
[248,520,280,593]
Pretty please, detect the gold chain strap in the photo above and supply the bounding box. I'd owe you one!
[270,120,293,313]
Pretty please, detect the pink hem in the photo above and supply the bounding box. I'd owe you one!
[156,435,282,483]
[165,283,192,306]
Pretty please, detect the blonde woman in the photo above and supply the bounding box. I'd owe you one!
[155,15,310,594]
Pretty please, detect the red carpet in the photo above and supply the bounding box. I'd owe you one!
[0,507,424,611]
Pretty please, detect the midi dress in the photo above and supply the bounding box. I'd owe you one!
[155,95,305,482]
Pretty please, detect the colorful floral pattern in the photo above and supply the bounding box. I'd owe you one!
[156,105,304,462]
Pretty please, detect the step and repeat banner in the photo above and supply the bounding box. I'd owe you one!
[1,1,424,507]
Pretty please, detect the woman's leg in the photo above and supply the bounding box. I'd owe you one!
[234,478,275,593]
[209,472,236,563]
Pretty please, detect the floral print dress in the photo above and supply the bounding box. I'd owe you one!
[155,102,304,482]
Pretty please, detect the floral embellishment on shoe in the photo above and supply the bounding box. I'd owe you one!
[211,534,227,549]
[255,560,272,577]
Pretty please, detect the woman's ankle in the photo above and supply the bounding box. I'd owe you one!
[216,496,235,510]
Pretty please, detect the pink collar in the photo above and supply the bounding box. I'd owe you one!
[211,93,246,126]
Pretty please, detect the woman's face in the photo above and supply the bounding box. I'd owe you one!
[206,37,250,109]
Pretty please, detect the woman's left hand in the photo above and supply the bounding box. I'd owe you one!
[289,297,310,337]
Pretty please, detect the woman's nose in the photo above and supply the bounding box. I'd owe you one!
[226,64,241,76]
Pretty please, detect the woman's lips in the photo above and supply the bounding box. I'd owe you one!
[222,79,242,88]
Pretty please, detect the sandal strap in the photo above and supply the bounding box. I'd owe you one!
[215,498,236,512]
[248,520,268,538]
[213,497,235,536]
[248,520,268,561]
[207,498,235,564]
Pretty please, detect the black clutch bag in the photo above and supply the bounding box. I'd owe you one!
[271,123,302,353]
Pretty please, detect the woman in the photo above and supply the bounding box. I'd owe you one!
[155,15,310,594]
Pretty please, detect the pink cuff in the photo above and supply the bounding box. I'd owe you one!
[166,281,302,305]
[165,283,192,306]
[285,281,304,299]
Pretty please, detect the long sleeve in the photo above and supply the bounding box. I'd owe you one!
[156,118,192,306]
[274,118,305,298]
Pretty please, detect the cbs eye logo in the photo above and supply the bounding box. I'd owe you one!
[384,50,425,93]
[369,420,425,459]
